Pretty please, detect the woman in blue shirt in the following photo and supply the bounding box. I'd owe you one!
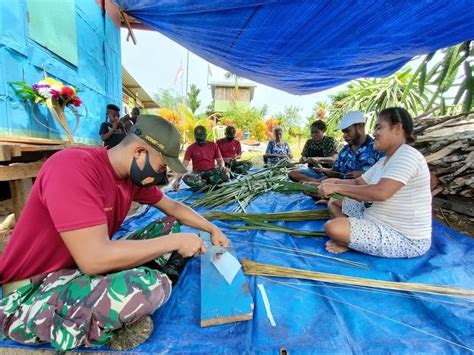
[263,127,293,166]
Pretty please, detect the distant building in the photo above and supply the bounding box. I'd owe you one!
[208,81,256,112]
[122,66,159,115]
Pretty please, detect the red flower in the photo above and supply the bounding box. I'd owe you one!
[72,97,81,107]
[61,86,75,98]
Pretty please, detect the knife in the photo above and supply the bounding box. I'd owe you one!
[203,245,236,255]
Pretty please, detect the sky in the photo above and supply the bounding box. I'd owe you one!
[121,29,349,119]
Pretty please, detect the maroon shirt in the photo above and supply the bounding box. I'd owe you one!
[184,142,222,171]
[217,138,242,159]
[0,147,163,283]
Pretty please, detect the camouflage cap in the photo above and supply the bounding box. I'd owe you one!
[130,115,187,173]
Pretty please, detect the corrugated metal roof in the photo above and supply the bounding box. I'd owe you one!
[122,66,159,109]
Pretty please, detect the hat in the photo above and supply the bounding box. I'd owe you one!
[130,115,188,173]
[336,111,366,130]
[194,125,207,140]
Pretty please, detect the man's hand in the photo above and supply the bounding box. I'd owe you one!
[172,178,181,192]
[346,170,364,179]
[308,157,321,165]
[313,163,325,173]
[210,228,229,247]
[174,233,208,257]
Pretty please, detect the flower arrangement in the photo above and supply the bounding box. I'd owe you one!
[11,77,82,108]
[10,77,83,143]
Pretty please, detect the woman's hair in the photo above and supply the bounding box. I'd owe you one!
[378,107,416,143]
[311,120,327,132]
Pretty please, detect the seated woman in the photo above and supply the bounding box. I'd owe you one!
[289,120,338,182]
[318,107,431,258]
[263,127,293,167]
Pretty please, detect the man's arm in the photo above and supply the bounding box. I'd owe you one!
[316,166,343,178]
[172,160,190,191]
[216,157,226,171]
[308,155,337,165]
[61,224,206,276]
[154,195,229,246]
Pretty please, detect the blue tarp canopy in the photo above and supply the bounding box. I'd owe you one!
[116,0,474,94]
[2,190,473,353]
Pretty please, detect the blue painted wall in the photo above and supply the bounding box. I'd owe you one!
[0,1,121,145]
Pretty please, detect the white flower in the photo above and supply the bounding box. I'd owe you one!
[38,87,52,98]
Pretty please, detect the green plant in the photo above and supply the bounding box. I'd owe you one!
[187,84,201,114]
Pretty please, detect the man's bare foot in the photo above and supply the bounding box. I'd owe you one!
[325,240,350,254]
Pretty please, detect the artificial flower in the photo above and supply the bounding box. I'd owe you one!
[43,77,63,88]
[72,97,81,107]
[61,86,75,98]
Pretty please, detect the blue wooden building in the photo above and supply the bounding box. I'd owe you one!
[0,0,122,145]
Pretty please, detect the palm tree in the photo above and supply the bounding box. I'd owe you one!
[327,69,430,130]
[187,84,201,114]
[407,41,473,114]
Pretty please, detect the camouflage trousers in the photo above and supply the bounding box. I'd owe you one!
[227,159,253,175]
[0,216,180,351]
[182,167,229,190]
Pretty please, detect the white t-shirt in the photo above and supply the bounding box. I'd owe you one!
[361,144,432,240]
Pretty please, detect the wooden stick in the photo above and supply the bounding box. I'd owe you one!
[242,259,474,298]
[121,11,137,45]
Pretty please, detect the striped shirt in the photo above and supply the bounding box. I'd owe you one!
[362,144,432,240]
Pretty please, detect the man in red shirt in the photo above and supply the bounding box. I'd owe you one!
[173,125,229,191]
[216,126,252,175]
[0,115,228,351]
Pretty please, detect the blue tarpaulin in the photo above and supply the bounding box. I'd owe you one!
[115,0,474,94]
[1,189,473,353]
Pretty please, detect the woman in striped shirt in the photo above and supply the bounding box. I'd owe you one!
[318,107,432,258]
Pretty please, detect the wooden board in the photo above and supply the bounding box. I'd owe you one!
[200,232,254,327]
[0,161,44,181]
[433,197,474,217]
[0,135,68,145]
[0,142,80,162]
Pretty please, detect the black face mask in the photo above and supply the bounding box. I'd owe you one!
[130,152,168,187]
[196,138,206,146]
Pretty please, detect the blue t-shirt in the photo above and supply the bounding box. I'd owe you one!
[265,140,292,166]
[333,135,383,176]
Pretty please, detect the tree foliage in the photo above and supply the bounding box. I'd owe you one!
[325,69,430,132]
[153,88,184,110]
[187,84,201,114]
[409,41,473,114]
[324,41,473,133]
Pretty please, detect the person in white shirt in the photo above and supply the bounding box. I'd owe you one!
[318,107,432,258]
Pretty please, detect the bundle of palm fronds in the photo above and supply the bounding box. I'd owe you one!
[190,165,343,212]
[230,218,326,237]
[242,260,474,298]
[203,209,330,222]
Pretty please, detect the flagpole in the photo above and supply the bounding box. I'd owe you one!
[180,63,184,103]
[185,50,189,105]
